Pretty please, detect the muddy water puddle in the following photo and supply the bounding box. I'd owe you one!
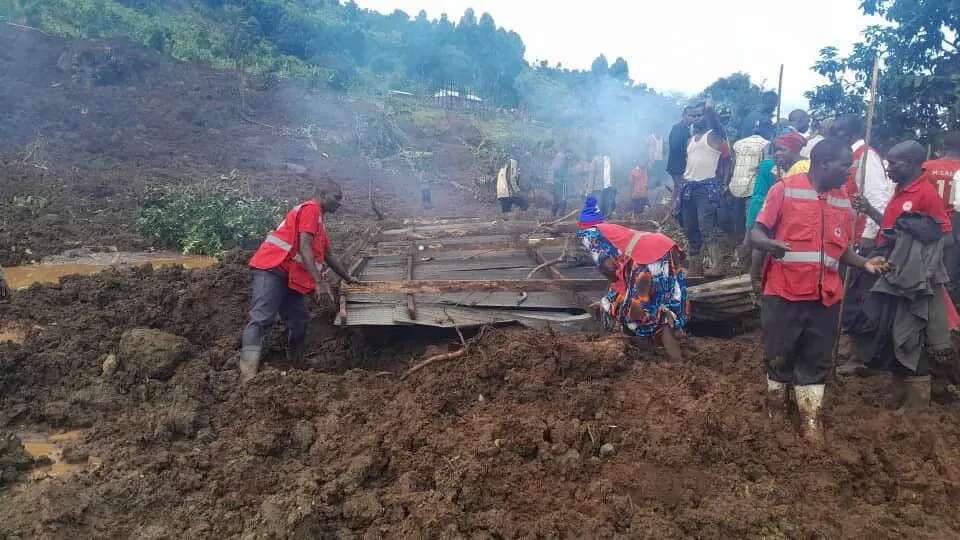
[18,430,100,480]
[0,325,26,344]
[5,251,216,289]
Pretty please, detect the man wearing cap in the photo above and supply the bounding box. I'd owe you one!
[751,137,888,446]
[239,180,358,384]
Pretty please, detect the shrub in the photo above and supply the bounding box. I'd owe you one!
[137,176,287,256]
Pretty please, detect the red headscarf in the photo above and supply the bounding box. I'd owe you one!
[775,132,806,153]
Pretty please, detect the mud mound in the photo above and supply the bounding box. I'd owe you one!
[3,270,960,539]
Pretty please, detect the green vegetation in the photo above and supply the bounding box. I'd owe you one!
[137,175,287,256]
[806,0,959,147]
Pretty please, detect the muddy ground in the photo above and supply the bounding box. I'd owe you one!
[3,22,960,540]
[3,258,960,538]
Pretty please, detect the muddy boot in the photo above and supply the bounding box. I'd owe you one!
[765,377,789,421]
[239,346,261,385]
[688,253,704,278]
[901,376,931,410]
[703,242,723,277]
[836,358,869,377]
[286,340,307,368]
[795,384,826,447]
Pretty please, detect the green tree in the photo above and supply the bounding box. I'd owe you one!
[591,54,609,76]
[609,56,630,82]
[699,72,764,134]
[806,0,959,147]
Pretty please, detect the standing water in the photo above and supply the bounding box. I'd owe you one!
[4,251,217,289]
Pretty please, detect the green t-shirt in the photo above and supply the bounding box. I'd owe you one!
[745,159,776,230]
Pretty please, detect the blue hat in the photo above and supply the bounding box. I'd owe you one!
[578,196,605,227]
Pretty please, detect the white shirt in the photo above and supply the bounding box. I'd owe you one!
[684,130,722,182]
[953,170,960,213]
[852,140,894,240]
[800,134,823,159]
[730,135,769,198]
[602,156,612,189]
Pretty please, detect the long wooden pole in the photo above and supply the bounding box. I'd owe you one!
[832,55,881,373]
[775,64,784,139]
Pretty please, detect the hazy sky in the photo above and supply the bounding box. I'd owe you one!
[358,0,881,110]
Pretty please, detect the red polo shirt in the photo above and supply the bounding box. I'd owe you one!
[922,158,960,216]
[877,175,952,245]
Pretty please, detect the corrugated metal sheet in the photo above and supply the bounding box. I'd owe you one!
[340,303,595,332]
[347,291,581,309]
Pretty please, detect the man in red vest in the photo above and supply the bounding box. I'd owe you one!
[923,131,960,293]
[239,181,358,384]
[751,138,888,446]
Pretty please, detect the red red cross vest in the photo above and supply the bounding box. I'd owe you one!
[249,201,325,294]
[763,174,853,306]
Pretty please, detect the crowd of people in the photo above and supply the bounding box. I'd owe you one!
[493,136,664,223]
[661,100,960,445]
[202,94,960,449]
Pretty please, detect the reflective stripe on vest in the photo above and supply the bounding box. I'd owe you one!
[827,196,851,209]
[265,234,293,252]
[780,251,839,270]
[784,188,851,210]
[784,188,817,201]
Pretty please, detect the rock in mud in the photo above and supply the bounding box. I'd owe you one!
[599,443,616,458]
[290,420,315,452]
[119,328,191,381]
[0,432,35,486]
[102,353,119,377]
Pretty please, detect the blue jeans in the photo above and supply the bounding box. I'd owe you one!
[678,180,722,255]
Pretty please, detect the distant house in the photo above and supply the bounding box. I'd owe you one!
[433,89,484,111]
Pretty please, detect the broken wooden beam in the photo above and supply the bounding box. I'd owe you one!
[406,293,417,320]
[337,293,348,325]
[526,247,566,280]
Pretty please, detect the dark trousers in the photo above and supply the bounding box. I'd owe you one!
[728,196,747,239]
[762,296,840,385]
[241,269,309,352]
[499,196,529,213]
[421,187,432,208]
[946,214,960,299]
[552,181,567,217]
[632,197,649,214]
[599,187,617,217]
[680,184,720,255]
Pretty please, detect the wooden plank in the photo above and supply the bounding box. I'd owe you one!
[347,279,611,294]
[413,235,568,252]
[337,294,348,325]
[405,243,415,282]
[406,293,417,320]
[347,256,367,279]
[527,247,566,280]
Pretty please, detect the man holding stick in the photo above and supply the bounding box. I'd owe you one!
[751,138,889,446]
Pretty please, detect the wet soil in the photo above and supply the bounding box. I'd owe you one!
[1,254,960,537]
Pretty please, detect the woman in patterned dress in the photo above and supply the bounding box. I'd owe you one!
[575,196,689,360]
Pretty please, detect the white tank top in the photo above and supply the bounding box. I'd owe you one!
[683,130,721,182]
